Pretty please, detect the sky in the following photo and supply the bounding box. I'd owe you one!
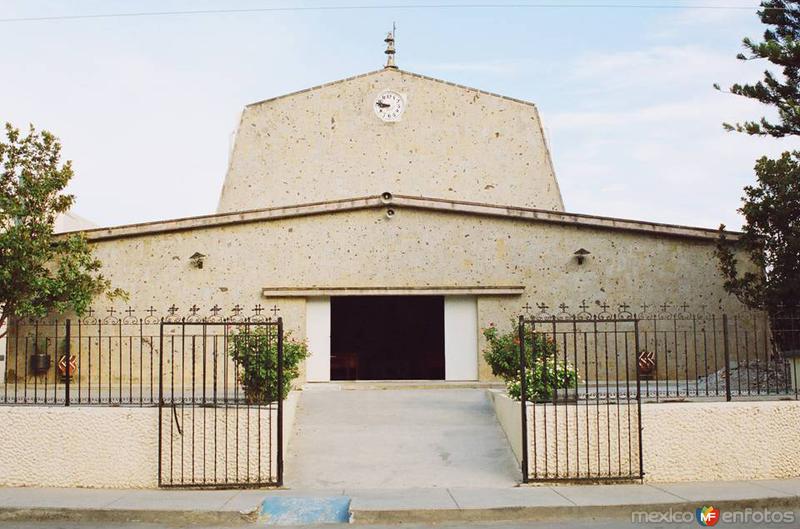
[1,0,798,230]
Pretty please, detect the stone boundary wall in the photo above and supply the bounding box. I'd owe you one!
[489,390,800,482]
[0,391,300,488]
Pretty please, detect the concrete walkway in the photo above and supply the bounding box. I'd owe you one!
[284,388,520,489]
[1,479,799,525]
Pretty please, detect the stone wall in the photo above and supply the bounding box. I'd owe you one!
[217,69,564,213]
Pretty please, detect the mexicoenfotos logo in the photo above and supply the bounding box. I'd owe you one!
[696,506,720,526]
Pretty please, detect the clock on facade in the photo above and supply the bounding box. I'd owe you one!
[374,90,405,122]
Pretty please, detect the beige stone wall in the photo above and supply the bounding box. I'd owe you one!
[63,207,750,383]
[217,69,564,213]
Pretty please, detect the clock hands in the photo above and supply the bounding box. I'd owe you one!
[375,101,391,109]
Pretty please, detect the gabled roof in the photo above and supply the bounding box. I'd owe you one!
[246,68,538,109]
[59,194,741,243]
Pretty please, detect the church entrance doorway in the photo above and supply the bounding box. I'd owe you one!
[330,296,445,380]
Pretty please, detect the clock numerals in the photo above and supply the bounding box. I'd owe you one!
[374,90,405,122]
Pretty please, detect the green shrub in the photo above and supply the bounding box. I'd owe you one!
[482,320,578,401]
[227,325,309,403]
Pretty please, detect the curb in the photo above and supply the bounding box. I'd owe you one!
[0,507,259,526]
[350,496,800,525]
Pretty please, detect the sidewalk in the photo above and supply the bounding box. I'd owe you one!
[0,479,798,525]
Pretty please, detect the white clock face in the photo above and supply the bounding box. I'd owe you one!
[374,90,405,122]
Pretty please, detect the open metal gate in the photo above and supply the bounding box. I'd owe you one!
[158,318,283,488]
[519,316,643,483]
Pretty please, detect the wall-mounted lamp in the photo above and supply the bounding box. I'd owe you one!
[189,252,206,269]
[574,248,591,265]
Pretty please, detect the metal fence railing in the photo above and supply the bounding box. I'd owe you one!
[0,305,285,407]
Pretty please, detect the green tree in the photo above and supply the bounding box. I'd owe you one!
[715,1,800,313]
[715,0,800,137]
[0,123,125,337]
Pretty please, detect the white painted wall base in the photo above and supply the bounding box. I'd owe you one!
[305,297,331,382]
[444,296,478,381]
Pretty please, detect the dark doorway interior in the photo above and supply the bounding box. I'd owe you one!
[330,296,445,380]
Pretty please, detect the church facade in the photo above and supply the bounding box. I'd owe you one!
[66,65,751,383]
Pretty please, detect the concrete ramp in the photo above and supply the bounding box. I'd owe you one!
[284,388,520,489]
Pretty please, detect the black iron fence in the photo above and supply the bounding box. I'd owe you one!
[1,305,284,407]
[518,311,800,483]
[159,319,284,488]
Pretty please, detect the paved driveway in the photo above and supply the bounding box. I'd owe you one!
[284,388,520,489]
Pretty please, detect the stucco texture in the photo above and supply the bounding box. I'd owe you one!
[65,206,752,383]
[217,69,564,213]
[0,406,158,488]
[491,392,800,483]
[642,400,800,482]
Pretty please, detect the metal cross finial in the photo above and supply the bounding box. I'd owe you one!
[641,302,649,313]
[271,304,281,317]
[125,307,135,317]
[384,23,397,69]
[189,304,200,316]
[168,304,179,316]
[600,302,610,312]
[210,304,221,316]
[106,307,116,317]
[253,304,263,316]
[86,307,95,317]
[559,302,569,313]
[232,304,242,316]
[522,303,532,314]
[146,306,157,317]
[680,302,690,312]
[536,302,549,314]
[619,302,630,313]
[660,302,671,313]
[579,300,590,312]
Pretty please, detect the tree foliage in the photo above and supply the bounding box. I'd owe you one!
[0,123,125,337]
[715,1,800,314]
[716,153,800,313]
[716,0,800,137]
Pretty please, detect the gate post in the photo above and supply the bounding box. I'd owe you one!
[64,320,71,406]
[518,315,529,483]
[634,318,644,479]
[157,319,164,487]
[277,317,284,487]
[722,314,732,402]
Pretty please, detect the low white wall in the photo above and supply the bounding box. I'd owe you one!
[0,391,301,489]
[489,390,800,483]
[0,406,158,488]
[487,389,522,464]
[643,400,800,482]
